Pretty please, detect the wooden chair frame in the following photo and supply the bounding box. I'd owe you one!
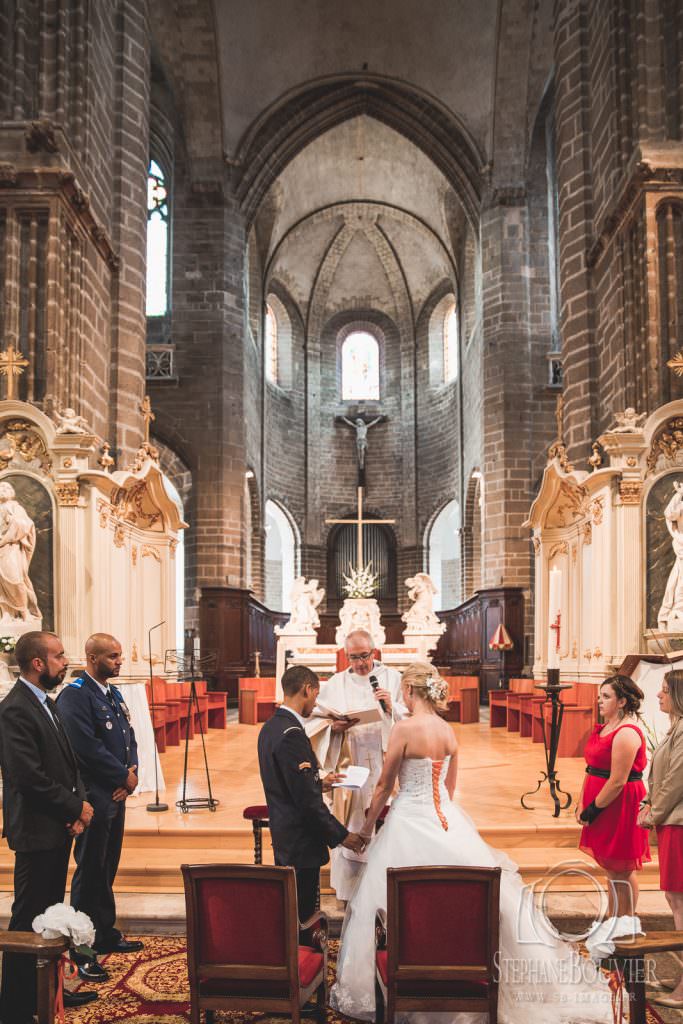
[0,930,68,1024]
[375,866,500,1024]
[611,930,683,1024]
[182,863,328,1024]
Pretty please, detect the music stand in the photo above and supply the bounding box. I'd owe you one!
[164,646,219,813]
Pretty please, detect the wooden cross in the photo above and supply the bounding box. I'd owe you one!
[0,345,29,400]
[140,394,155,444]
[550,612,561,653]
[326,486,395,573]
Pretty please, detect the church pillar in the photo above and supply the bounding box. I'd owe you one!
[552,0,597,458]
[479,197,534,600]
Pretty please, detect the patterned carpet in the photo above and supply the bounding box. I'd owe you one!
[65,935,664,1023]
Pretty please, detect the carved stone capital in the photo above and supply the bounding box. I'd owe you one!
[54,481,80,507]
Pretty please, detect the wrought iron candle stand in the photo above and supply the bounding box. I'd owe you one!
[521,668,573,818]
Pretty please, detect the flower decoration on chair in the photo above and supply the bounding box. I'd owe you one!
[343,562,378,599]
[33,902,96,955]
[0,636,16,654]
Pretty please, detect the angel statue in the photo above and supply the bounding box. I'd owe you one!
[55,407,90,434]
[658,481,683,631]
[276,576,325,634]
[401,572,443,630]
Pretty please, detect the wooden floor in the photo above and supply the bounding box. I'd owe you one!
[0,718,660,893]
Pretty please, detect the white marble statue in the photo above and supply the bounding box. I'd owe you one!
[0,482,41,626]
[335,598,386,648]
[612,407,646,433]
[55,407,90,434]
[658,481,683,631]
[401,572,442,629]
[276,576,324,635]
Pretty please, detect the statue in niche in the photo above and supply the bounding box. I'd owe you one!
[0,481,41,624]
[402,573,443,631]
[340,416,383,471]
[657,481,683,631]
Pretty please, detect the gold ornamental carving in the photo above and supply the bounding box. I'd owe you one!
[547,395,574,473]
[170,538,178,559]
[582,521,592,545]
[98,443,114,473]
[647,417,683,472]
[0,345,29,400]
[131,545,138,567]
[588,443,602,470]
[141,544,161,562]
[591,497,604,526]
[667,351,683,377]
[532,537,541,556]
[131,641,139,664]
[547,480,589,528]
[571,545,577,565]
[619,479,642,505]
[113,524,126,548]
[0,420,51,475]
[548,541,569,560]
[54,481,80,507]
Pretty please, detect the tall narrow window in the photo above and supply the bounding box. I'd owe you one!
[146,159,169,317]
[266,304,278,383]
[341,331,380,401]
[444,303,458,383]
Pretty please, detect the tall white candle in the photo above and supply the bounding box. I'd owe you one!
[547,567,562,669]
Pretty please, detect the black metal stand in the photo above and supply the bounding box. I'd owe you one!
[520,668,573,817]
[146,620,168,813]
[166,646,219,814]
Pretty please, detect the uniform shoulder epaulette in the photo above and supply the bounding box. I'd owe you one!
[68,679,84,688]
[111,685,123,699]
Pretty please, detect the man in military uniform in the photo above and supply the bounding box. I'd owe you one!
[258,665,365,930]
[57,632,142,982]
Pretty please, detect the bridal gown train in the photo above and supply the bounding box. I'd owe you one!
[331,757,613,1023]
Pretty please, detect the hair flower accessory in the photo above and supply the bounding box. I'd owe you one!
[426,673,448,703]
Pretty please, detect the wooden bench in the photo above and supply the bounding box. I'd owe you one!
[488,678,534,729]
[532,681,598,756]
[146,677,182,748]
[0,930,68,1024]
[611,931,683,1024]
[238,677,277,724]
[442,676,480,723]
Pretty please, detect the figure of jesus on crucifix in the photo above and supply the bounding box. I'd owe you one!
[340,415,384,476]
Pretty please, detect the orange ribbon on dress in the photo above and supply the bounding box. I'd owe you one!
[431,760,449,831]
[55,952,78,1024]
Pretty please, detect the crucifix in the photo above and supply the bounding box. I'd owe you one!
[326,485,395,573]
[549,612,561,654]
[0,344,29,400]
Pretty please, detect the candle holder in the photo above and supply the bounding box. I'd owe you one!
[520,668,573,817]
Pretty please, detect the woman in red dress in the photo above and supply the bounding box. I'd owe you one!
[637,670,683,1009]
[577,675,650,916]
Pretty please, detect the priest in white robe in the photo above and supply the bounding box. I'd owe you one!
[305,628,407,900]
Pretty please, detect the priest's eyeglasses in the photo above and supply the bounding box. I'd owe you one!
[348,652,373,662]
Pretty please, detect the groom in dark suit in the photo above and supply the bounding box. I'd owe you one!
[258,665,365,927]
[0,631,97,1024]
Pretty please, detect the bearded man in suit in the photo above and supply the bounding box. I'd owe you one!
[0,631,97,1024]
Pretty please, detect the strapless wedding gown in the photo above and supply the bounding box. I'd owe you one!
[331,757,612,1023]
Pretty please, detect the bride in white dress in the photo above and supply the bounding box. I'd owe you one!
[331,663,613,1023]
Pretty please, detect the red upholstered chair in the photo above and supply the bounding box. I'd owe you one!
[181,864,328,1024]
[375,866,501,1024]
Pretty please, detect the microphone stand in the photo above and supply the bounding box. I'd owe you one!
[146,620,168,812]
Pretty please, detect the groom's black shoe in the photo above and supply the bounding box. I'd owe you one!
[64,990,99,1008]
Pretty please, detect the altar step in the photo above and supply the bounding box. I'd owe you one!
[0,826,661,893]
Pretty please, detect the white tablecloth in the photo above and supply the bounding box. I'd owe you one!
[119,680,165,795]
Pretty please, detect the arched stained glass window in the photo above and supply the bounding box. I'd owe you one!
[341,331,379,401]
[146,159,169,317]
[266,304,278,383]
[444,302,458,383]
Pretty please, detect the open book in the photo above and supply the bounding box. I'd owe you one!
[332,765,370,790]
[315,703,384,727]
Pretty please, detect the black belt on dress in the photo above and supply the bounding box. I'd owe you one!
[585,765,643,782]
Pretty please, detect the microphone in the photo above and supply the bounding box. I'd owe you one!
[370,674,387,714]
